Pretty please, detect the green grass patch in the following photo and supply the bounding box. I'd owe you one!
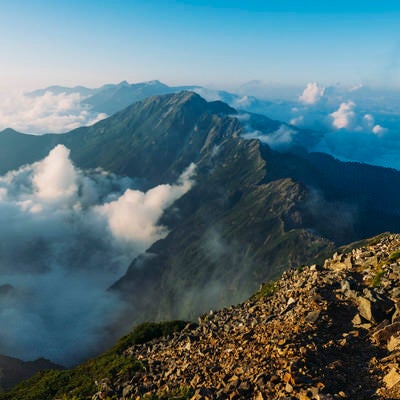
[389,251,400,262]
[143,385,194,399]
[0,321,191,400]
[339,233,391,254]
[0,354,142,400]
[113,320,191,355]
[371,269,385,287]
[252,280,277,300]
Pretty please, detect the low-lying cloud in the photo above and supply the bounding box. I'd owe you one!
[299,82,326,104]
[0,145,195,365]
[0,91,107,134]
[242,125,297,150]
[330,101,356,129]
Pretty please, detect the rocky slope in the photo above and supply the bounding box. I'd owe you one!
[98,233,400,399]
[4,233,400,399]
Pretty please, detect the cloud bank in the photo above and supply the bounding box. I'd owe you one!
[0,145,195,365]
[200,81,400,171]
[0,91,107,134]
[236,82,400,170]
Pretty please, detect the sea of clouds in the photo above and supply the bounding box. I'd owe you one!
[0,90,107,134]
[290,83,400,169]
[0,145,195,365]
[228,82,400,171]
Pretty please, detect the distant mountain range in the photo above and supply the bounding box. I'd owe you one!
[1,91,400,330]
[27,80,200,115]
[26,80,276,117]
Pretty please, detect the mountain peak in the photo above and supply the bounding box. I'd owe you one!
[155,91,237,115]
[132,90,209,115]
[144,79,163,85]
[168,89,201,101]
[0,128,19,135]
[117,80,129,86]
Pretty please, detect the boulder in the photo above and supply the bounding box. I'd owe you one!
[383,368,400,389]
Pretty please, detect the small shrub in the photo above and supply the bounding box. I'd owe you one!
[253,280,277,300]
[371,269,385,287]
[389,251,400,262]
[144,386,194,400]
[113,320,190,354]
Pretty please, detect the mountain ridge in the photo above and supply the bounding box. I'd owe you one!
[27,80,202,116]
[2,91,400,377]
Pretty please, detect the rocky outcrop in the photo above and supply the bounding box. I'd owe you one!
[92,234,400,399]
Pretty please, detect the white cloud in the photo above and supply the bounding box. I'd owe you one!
[96,163,195,251]
[290,115,304,126]
[363,113,375,127]
[242,125,297,149]
[0,91,107,134]
[372,124,388,135]
[299,82,326,104]
[0,146,195,365]
[349,83,364,92]
[235,113,251,121]
[192,88,222,102]
[330,101,356,129]
[329,103,388,136]
[33,145,78,203]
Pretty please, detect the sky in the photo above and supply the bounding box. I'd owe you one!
[1,0,400,90]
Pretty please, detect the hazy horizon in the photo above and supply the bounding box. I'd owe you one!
[1,1,400,91]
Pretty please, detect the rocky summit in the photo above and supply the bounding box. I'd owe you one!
[88,233,400,400]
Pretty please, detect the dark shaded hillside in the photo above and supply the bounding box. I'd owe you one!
[263,148,400,242]
[0,129,55,174]
[0,355,62,391]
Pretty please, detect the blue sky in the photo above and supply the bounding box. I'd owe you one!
[1,0,400,89]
